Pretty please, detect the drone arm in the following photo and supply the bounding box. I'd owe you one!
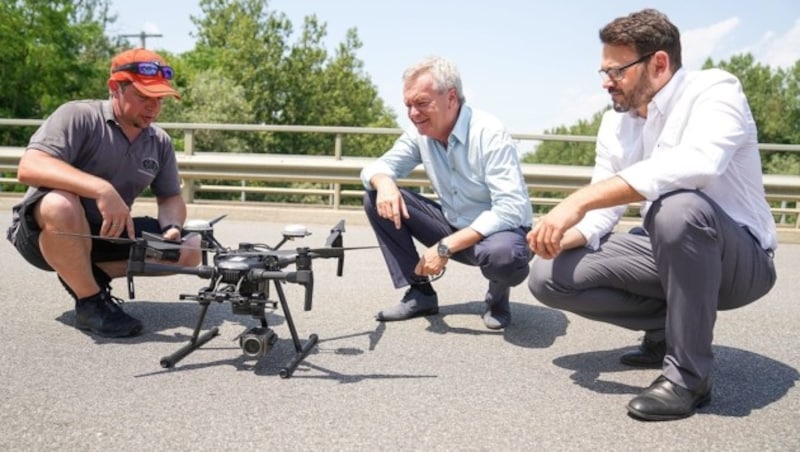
[294,270,314,311]
[129,262,217,279]
[248,269,314,311]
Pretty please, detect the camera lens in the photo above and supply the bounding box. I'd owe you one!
[239,327,277,358]
[242,337,263,356]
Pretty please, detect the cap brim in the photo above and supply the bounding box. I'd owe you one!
[131,78,181,99]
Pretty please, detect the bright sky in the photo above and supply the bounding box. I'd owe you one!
[108,0,800,141]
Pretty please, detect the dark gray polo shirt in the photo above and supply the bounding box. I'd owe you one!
[8,99,181,235]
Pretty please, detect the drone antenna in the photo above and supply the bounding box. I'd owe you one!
[209,214,227,226]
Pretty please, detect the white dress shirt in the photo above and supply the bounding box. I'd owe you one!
[575,68,778,251]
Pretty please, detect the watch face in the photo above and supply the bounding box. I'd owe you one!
[437,242,449,257]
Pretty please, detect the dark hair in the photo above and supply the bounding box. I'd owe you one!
[599,8,682,72]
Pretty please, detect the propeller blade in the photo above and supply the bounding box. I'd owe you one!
[306,245,380,259]
[54,231,135,244]
[54,230,212,251]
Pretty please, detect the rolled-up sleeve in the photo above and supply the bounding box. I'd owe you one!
[361,133,422,189]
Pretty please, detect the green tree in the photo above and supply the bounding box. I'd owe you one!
[523,111,604,165]
[704,54,800,175]
[186,0,397,156]
[0,0,122,146]
[525,54,800,176]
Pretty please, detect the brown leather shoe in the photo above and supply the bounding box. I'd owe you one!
[627,375,712,421]
[620,338,666,368]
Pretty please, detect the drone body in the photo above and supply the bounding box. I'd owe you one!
[123,218,371,378]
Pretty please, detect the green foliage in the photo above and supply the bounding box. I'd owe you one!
[181,0,397,157]
[0,0,122,145]
[703,54,800,175]
[525,54,799,177]
[522,111,605,165]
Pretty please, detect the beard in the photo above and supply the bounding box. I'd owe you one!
[610,69,656,115]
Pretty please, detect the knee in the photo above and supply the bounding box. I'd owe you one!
[179,234,203,267]
[527,256,569,309]
[646,191,717,244]
[36,191,85,228]
[480,241,531,286]
[363,190,381,211]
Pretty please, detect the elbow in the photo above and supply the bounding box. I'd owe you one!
[16,161,36,185]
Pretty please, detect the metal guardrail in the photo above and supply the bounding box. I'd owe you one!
[2,145,798,224]
[1,120,798,235]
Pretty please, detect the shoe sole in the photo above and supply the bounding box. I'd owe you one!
[627,394,712,421]
[375,307,439,321]
[482,313,510,330]
[619,358,664,368]
[75,323,143,338]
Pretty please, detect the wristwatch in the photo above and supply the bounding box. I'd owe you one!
[437,241,452,258]
[161,223,183,234]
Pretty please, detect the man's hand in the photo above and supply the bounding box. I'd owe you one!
[372,175,409,229]
[527,201,585,259]
[414,245,447,277]
[96,184,133,239]
[161,227,182,242]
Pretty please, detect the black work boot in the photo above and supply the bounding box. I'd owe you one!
[75,291,143,338]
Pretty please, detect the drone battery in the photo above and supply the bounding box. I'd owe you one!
[145,248,181,262]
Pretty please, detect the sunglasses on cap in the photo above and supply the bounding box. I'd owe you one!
[112,61,174,80]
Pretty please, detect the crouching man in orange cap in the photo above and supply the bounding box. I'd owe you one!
[6,48,202,338]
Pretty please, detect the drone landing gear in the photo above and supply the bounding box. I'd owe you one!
[271,281,319,378]
[160,299,220,369]
[160,280,318,378]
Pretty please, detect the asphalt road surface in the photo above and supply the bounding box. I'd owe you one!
[1,204,798,451]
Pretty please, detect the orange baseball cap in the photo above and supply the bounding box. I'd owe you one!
[109,48,180,99]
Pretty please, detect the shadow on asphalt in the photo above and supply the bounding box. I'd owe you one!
[55,300,283,346]
[552,345,799,418]
[422,301,569,348]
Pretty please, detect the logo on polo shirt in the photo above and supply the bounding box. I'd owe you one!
[141,158,160,176]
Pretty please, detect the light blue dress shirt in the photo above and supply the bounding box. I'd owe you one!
[361,104,533,236]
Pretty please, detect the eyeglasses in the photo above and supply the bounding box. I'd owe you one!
[112,61,174,80]
[598,52,655,82]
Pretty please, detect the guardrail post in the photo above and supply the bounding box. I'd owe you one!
[182,128,196,203]
[333,133,343,210]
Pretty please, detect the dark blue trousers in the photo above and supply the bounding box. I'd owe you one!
[363,189,531,292]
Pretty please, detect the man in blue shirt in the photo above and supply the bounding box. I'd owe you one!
[361,56,533,330]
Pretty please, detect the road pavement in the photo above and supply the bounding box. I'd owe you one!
[0,204,798,451]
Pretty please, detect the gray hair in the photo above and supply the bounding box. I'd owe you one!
[402,56,466,104]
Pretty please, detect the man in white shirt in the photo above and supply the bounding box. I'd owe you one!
[361,56,533,330]
[527,9,777,421]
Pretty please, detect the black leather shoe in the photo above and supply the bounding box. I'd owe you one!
[376,287,439,321]
[627,375,712,421]
[75,291,143,337]
[620,338,666,368]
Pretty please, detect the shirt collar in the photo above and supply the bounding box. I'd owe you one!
[448,104,472,147]
[103,99,155,138]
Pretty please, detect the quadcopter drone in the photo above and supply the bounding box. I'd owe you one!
[118,215,374,378]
